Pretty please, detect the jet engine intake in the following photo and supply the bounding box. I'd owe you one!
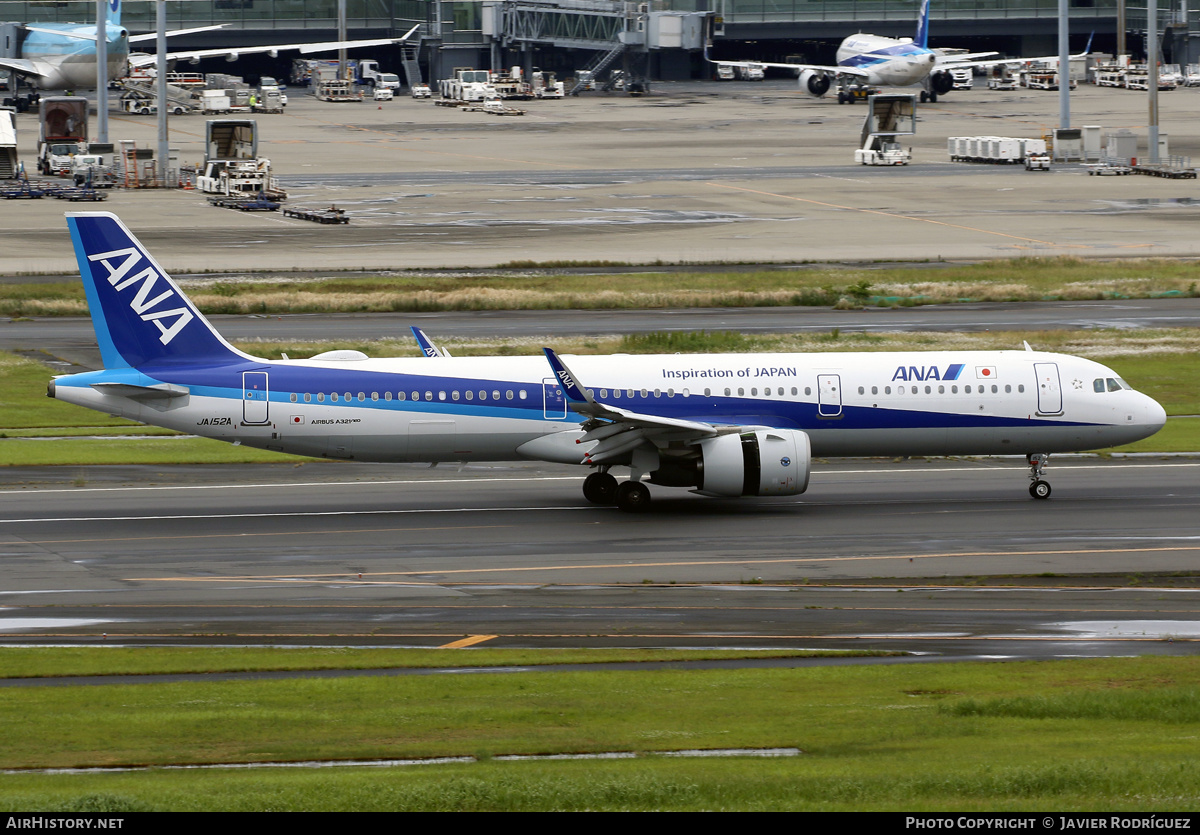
[799,69,831,97]
[931,70,955,94]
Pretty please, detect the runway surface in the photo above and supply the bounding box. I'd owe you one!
[2,458,1198,660]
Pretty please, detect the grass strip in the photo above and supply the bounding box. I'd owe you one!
[0,646,877,679]
[0,655,1198,810]
[5,257,1200,317]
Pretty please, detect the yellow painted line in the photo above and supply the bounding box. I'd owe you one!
[2,632,1193,642]
[440,635,499,648]
[122,545,1200,583]
[707,182,1066,246]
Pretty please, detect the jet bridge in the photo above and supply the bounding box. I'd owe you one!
[855,93,916,165]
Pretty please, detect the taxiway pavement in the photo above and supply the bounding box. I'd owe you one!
[6,81,1200,272]
[1,458,1198,659]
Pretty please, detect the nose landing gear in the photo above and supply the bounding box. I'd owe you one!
[1027,453,1051,499]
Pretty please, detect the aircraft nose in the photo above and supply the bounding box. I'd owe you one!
[1145,395,1167,431]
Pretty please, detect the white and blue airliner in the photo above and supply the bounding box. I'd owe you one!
[0,0,415,94]
[49,213,1166,511]
[708,0,1087,104]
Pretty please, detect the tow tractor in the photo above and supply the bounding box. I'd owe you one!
[1024,153,1051,171]
[836,82,879,104]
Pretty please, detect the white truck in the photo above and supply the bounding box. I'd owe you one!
[71,152,117,187]
[357,60,401,91]
[1024,153,1051,171]
[439,69,496,102]
[855,141,911,166]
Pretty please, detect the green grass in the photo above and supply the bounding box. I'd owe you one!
[0,646,876,679]
[4,257,1200,317]
[0,654,1198,810]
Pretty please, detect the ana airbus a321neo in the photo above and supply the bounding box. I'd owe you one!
[49,213,1166,511]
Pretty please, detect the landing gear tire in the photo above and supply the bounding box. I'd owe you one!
[1029,480,1052,500]
[615,481,651,513]
[582,471,619,505]
[920,90,928,103]
[929,91,938,103]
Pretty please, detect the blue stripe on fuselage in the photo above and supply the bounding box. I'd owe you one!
[57,360,1100,432]
[840,43,932,69]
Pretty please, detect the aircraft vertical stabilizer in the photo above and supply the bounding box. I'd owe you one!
[65,212,247,370]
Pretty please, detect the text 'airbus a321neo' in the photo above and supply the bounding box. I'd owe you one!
[49,213,1166,512]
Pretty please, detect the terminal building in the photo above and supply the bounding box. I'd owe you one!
[3,0,1196,84]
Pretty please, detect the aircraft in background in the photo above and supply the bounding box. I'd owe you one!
[0,0,417,96]
[707,0,1088,103]
[52,213,1165,512]
[0,0,223,95]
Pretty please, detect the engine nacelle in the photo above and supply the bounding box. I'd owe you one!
[693,429,811,497]
[931,71,955,95]
[798,69,831,98]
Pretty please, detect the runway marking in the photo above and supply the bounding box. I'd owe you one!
[117,545,1200,583]
[440,635,499,648]
[0,631,1191,643]
[706,182,1066,246]
[8,523,514,546]
[1,463,1195,498]
[0,476,583,497]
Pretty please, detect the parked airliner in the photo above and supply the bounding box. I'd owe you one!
[50,213,1165,511]
[708,0,1086,103]
[0,0,415,94]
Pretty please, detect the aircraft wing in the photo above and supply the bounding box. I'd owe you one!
[128,26,229,45]
[707,56,870,79]
[0,57,52,79]
[132,23,420,67]
[24,26,98,41]
[542,348,742,465]
[939,36,1092,71]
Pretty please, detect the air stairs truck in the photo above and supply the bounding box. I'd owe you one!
[854,94,915,165]
[0,107,16,179]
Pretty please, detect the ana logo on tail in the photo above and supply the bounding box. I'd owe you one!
[87,247,194,345]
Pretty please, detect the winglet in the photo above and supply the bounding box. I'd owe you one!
[411,326,449,358]
[542,348,593,405]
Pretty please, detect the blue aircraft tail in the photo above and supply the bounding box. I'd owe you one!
[66,212,246,370]
[107,0,121,26]
[915,0,931,49]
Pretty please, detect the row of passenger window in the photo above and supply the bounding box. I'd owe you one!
[289,389,529,403]
[859,383,1025,396]
[595,387,811,399]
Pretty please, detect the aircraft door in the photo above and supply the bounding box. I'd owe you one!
[543,377,566,419]
[817,374,842,417]
[1034,362,1063,415]
[243,371,269,424]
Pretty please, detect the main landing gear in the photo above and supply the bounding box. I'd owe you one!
[582,469,651,512]
[1027,453,1051,499]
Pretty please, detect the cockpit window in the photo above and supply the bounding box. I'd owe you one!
[1107,378,1123,392]
[1094,378,1105,393]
